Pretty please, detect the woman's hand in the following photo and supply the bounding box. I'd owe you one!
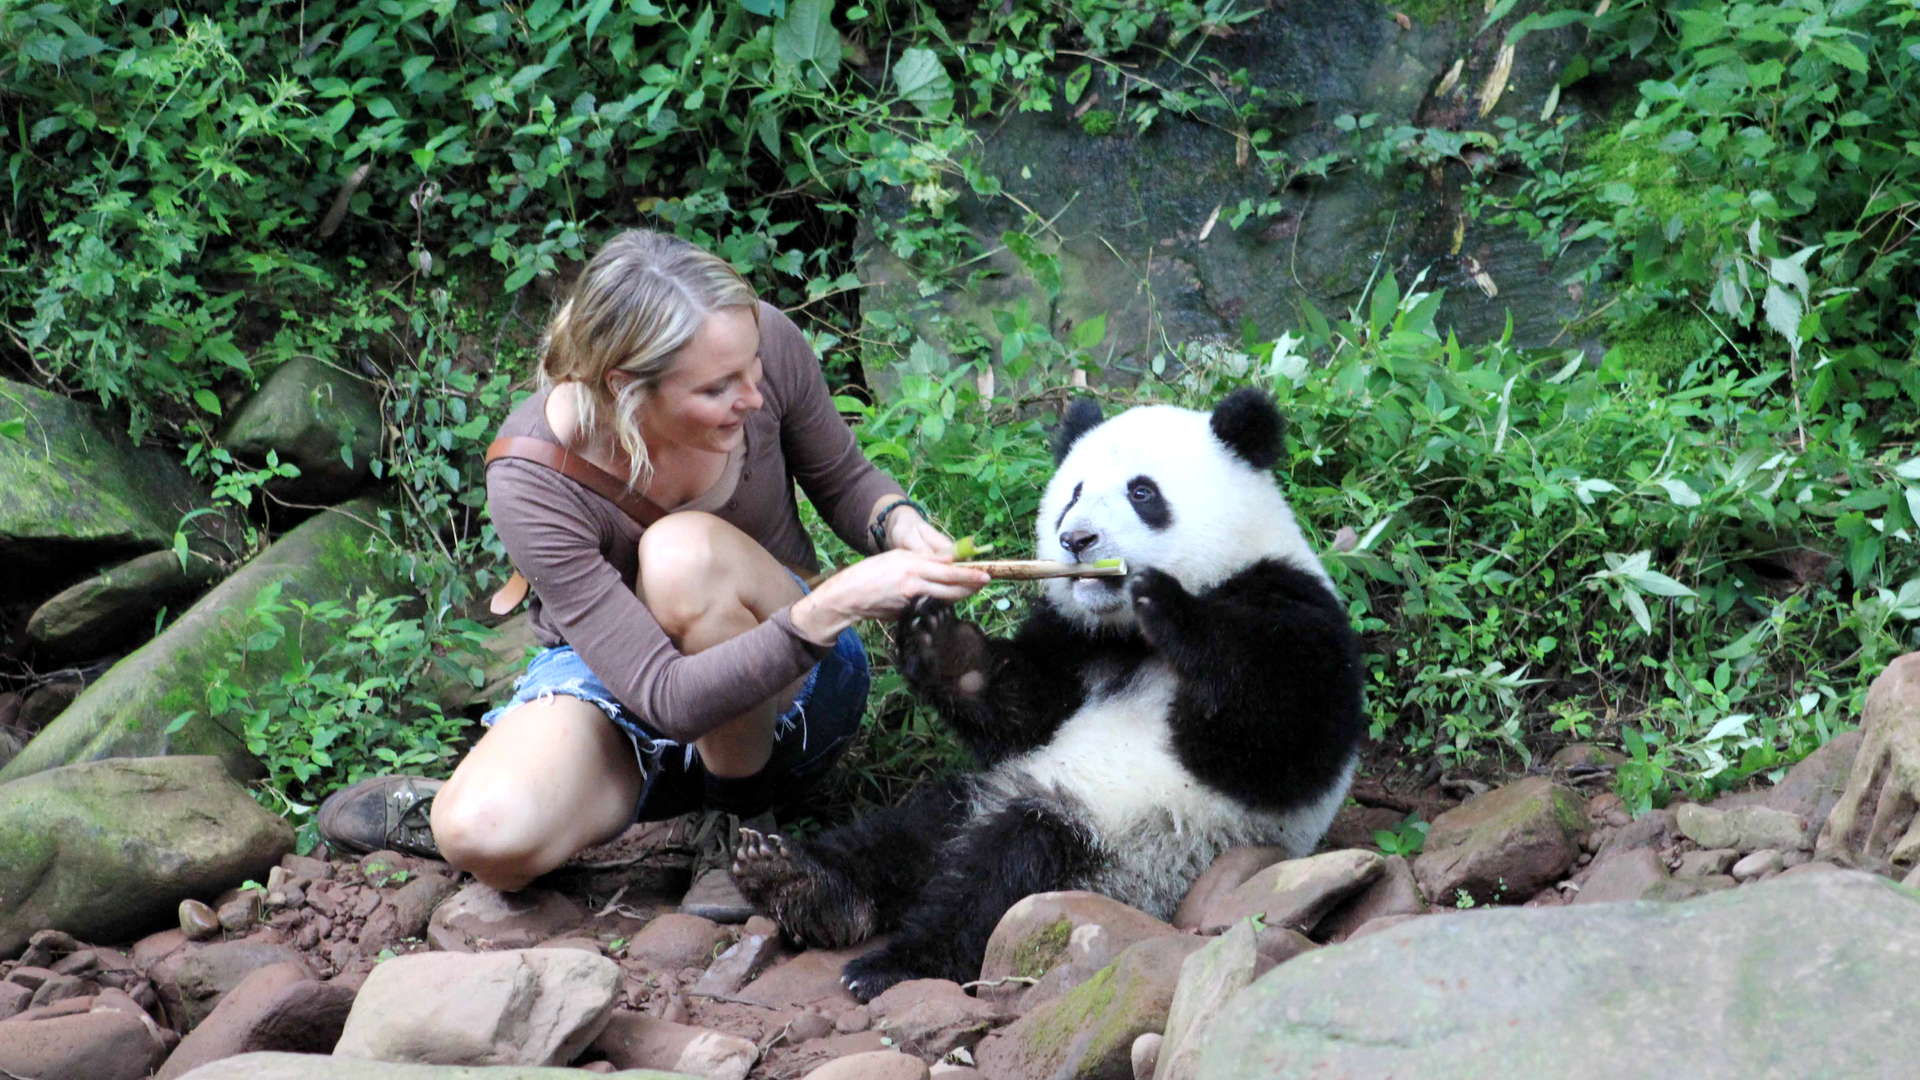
[885,505,956,558]
[788,550,989,646]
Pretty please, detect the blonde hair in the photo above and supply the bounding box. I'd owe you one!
[538,229,759,490]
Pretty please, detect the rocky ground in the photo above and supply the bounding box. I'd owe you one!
[6,653,1920,1079]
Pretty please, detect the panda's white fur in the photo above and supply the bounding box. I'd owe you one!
[1038,403,1334,629]
[972,401,1354,916]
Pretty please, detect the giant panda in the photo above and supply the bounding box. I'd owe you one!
[731,388,1365,1002]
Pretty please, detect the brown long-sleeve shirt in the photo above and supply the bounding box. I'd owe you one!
[484,302,901,743]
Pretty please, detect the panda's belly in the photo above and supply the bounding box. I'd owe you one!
[996,666,1243,841]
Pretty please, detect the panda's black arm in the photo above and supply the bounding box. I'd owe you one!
[1129,561,1366,811]
[895,599,1117,764]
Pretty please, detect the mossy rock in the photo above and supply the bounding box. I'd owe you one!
[26,548,224,660]
[0,756,292,957]
[1197,871,1920,1079]
[0,377,229,585]
[222,355,383,500]
[978,933,1205,1080]
[0,496,396,784]
[173,1052,701,1079]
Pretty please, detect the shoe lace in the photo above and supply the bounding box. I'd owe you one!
[386,788,438,854]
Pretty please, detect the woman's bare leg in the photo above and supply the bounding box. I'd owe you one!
[430,697,643,891]
[637,511,810,778]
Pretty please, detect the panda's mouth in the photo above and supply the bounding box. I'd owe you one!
[1070,574,1127,613]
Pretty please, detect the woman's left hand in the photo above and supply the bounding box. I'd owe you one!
[886,507,956,558]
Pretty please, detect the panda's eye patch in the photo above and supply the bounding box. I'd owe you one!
[1125,475,1172,528]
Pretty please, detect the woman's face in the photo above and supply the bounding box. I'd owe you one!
[632,306,764,455]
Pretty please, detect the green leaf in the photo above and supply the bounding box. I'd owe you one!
[583,0,614,39]
[165,712,195,735]
[1063,62,1092,106]
[774,0,841,85]
[891,47,951,115]
[335,24,378,65]
[193,388,223,416]
[1763,283,1804,358]
[1070,313,1107,350]
[1656,478,1700,507]
[0,418,24,442]
[1628,568,1696,598]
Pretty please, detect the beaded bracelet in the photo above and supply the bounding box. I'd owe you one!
[869,496,927,552]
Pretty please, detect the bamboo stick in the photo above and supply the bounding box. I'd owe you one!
[957,558,1128,580]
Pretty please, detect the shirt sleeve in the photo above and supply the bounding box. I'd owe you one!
[761,303,905,553]
[486,459,830,744]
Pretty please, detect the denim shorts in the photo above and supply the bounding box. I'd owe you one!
[480,626,868,822]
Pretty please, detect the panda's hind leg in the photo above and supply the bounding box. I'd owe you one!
[732,780,966,950]
[841,796,1097,1002]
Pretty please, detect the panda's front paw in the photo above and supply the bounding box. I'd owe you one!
[896,598,992,699]
[840,945,922,1004]
[1128,567,1190,648]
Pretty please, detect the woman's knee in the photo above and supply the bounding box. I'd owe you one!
[429,782,551,879]
[637,512,731,631]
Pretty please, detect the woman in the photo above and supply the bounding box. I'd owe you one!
[317,230,987,901]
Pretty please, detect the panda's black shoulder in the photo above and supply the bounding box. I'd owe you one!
[1211,556,1350,620]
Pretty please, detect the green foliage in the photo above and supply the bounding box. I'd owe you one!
[1484,0,1920,407]
[1373,813,1430,857]
[187,581,489,842]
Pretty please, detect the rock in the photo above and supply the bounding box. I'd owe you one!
[1311,854,1427,941]
[1169,845,1288,930]
[1674,803,1809,853]
[588,1011,758,1080]
[0,981,31,1019]
[869,979,1003,1058]
[1343,913,1424,941]
[27,549,223,659]
[0,377,229,591]
[1549,744,1626,772]
[388,873,461,941]
[173,1051,705,1078]
[1251,926,1318,964]
[737,944,866,1010]
[1819,655,1920,872]
[1730,849,1785,882]
[787,1010,834,1041]
[977,891,1177,1010]
[1675,848,1739,877]
[853,5,1591,391]
[217,892,261,934]
[28,973,91,1008]
[1197,871,1920,1078]
[801,1049,931,1080]
[179,900,221,941]
[425,883,586,952]
[170,941,311,1032]
[16,928,82,969]
[222,354,382,501]
[1715,730,1861,836]
[1642,874,1738,903]
[0,1002,172,1080]
[977,934,1206,1080]
[154,962,354,1080]
[1154,919,1268,1080]
[835,1006,871,1034]
[335,949,619,1066]
[1570,847,1670,905]
[18,678,85,732]
[1133,1032,1163,1080]
[0,756,293,956]
[1414,777,1590,906]
[692,927,783,997]
[0,497,395,784]
[1196,849,1384,933]
[1597,806,1675,857]
[621,913,729,972]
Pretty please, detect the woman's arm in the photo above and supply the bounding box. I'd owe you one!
[488,460,826,744]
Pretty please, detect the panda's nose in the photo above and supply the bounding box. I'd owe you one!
[1059,530,1099,557]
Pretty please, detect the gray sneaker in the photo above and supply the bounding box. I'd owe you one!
[315,775,444,860]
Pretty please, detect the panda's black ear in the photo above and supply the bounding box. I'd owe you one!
[1210,388,1283,469]
[1052,397,1104,463]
